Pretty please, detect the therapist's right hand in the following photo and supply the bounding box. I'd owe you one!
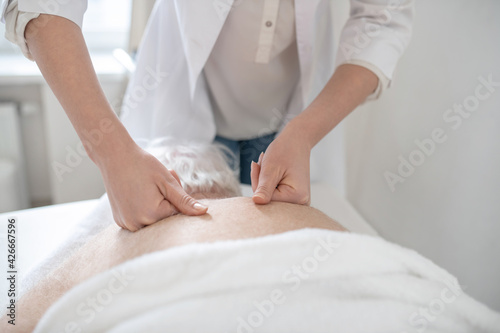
[99,143,208,232]
[22,14,207,231]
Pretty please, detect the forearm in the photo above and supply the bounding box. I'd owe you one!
[288,64,379,148]
[25,15,135,166]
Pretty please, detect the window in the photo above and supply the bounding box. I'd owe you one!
[0,0,132,55]
[82,0,132,53]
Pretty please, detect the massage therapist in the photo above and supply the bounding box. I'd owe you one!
[1,0,414,231]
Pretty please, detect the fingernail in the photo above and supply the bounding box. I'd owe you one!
[253,193,265,200]
[194,202,207,210]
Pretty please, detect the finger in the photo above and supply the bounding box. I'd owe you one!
[270,183,311,205]
[252,163,281,205]
[169,169,182,186]
[162,180,208,216]
[108,195,139,231]
[250,161,260,193]
[154,198,179,221]
[118,216,141,232]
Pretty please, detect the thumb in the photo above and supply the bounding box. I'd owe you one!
[253,164,281,205]
[153,198,179,223]
[163,181,208,216]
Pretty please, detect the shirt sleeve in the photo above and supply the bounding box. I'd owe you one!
[1,0,88,60]
[335,0,415,100]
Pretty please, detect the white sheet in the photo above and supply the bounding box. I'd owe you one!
[34,228,500,332]
[0,182,376,306]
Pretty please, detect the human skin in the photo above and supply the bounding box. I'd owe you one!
[0,197,346,332]
[24,12,378,230]
[25,15,208,232]
[252,64,379,205]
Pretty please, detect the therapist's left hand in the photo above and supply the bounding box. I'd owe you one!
[250,121,311,206]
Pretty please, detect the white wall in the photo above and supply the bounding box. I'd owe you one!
[41,78,126,204]
[345,0,500,311]
[310,0,350,193]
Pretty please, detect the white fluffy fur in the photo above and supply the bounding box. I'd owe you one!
[146,139,241,198]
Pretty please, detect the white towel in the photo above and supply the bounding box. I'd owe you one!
[34,228,500,333]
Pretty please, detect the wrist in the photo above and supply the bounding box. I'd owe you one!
[283,116,317,151]
[82,118,137,168]
[283,115,321,150]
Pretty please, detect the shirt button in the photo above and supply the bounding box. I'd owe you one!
[265,21,273,27]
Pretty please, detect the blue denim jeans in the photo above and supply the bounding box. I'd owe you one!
[214,132,277,184]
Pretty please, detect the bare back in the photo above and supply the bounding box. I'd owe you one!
[3,198,345,332]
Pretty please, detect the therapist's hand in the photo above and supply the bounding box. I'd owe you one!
[99,143,208,232]
[250,121,311,206]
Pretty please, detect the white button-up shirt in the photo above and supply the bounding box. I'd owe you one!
[204,0,299,140]
[1,0,414,143]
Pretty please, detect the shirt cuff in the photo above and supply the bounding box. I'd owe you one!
[337,59,391,101]
[2,0,40,60]
[1,0,88,60]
